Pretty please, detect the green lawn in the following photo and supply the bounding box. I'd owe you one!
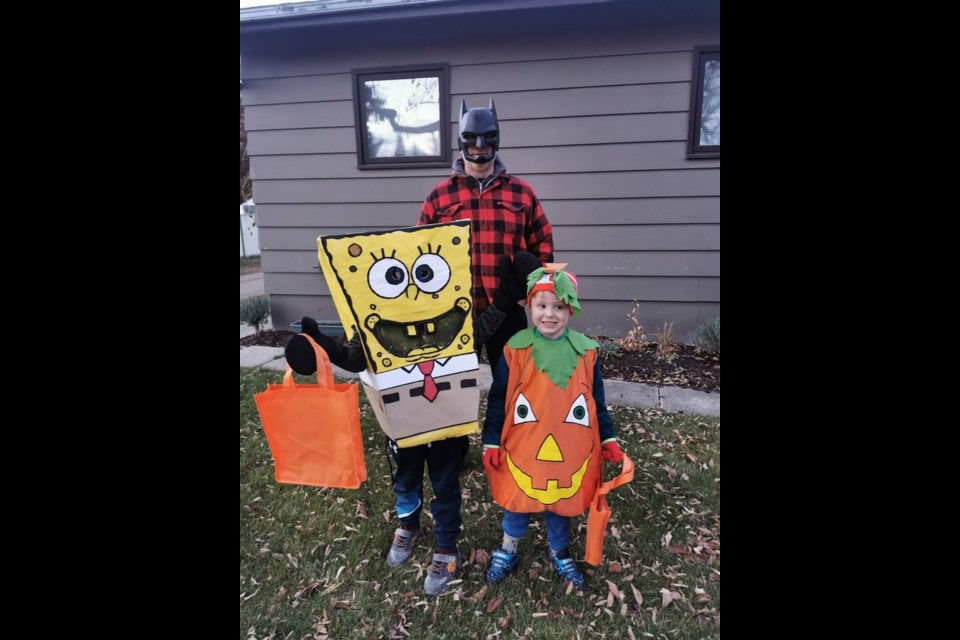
[241,367,720,639]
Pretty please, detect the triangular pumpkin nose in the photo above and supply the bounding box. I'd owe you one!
[536,434,564,462]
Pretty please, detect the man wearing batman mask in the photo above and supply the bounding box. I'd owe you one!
[419,99,554,373]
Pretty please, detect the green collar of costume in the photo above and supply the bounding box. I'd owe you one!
[507,328,598,388]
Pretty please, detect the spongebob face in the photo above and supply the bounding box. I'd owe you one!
[318,221,474,374]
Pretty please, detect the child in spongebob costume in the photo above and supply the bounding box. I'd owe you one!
[481,266,624,591]
[285,221,541,596]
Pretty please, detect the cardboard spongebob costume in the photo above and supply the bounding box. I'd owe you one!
[317,221,480,448]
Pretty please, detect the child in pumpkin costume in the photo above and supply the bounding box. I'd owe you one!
[481,267,623,591]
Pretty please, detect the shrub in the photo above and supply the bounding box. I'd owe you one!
[595,337,623,360]
[615,300,646,352]
[655,322,676,361]
[689,316,720,354]
[240,295,271,337]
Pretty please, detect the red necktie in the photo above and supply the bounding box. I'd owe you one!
[417,361,438,402]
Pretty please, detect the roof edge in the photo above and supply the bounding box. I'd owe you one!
[241,0,615,32]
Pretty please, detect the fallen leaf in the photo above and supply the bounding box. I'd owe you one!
[486,597,504,613]
[685,453,697,463]
[606,580,625,601]
[607,561,623,573]
[659,588,683,608]
[474,549,490,566]
[630,584,643,607]
[294,581,322,599]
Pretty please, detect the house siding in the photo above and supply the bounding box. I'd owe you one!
[242,16,719,338]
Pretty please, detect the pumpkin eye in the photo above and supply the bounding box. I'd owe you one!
[563,394,590,427]
[513,393,538,425]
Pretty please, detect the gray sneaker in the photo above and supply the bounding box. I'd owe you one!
[423,551,461,595]
[386,527,422,567]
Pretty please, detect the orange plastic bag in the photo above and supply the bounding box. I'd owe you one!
[254,335,367,489]
[584,454,634,565]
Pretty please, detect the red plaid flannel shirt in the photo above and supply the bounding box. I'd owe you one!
[419,165,554,314]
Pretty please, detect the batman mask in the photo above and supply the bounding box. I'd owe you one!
[458,98,499,164]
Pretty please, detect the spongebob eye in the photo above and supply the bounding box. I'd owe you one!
[412,253,450,294]
[368,258,409,299]
[513,392,538,425]
[563,394,590,427]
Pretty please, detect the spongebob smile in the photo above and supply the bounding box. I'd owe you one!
[365,297,471,360]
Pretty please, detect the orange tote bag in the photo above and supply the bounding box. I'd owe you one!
[254,334,367,489]
[584,454,634,566]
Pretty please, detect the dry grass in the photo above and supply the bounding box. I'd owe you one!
[615,300,646,352]
[655,322,676,362]
[240,256,261,276]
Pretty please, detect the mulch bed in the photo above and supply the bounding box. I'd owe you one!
[240,330,719,393]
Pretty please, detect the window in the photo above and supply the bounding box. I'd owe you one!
[687,46,720,158]
[352,64,451,169]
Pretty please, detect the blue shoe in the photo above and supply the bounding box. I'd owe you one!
[485,548,520,584]
[424,551,461,595]
[550,552,585,591]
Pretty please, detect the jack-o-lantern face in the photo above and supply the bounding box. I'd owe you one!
[503,388,595,505]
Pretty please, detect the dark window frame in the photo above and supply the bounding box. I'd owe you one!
[687,46,720,159]
[351,64,451,169]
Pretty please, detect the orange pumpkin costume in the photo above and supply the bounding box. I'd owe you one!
[483,327,614,517]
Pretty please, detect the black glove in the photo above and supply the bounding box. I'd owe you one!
[492,251,541,311]
[284,316,347,375]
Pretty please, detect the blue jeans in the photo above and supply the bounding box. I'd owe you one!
[501,509,571,553]
[390,436,469,549]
